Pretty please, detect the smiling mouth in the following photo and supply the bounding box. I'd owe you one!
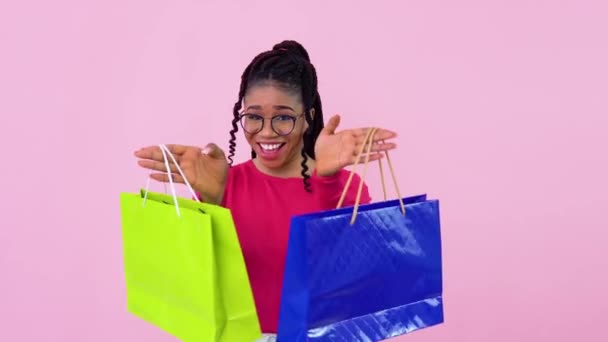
[258,143,285,152]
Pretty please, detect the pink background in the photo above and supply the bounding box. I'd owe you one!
[1,0,607,341]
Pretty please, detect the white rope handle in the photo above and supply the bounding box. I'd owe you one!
[141,144,201,217]
[159,144,200,202]
[161,145,181,216]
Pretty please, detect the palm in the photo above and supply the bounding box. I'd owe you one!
[314,131,352,175]
[314,115,398,177]
[180,147,228,203]
[135,144,228,205]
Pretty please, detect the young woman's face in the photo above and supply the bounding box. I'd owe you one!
[241,85,308,171]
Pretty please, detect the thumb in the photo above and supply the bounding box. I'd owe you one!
[321,114,341,135]
[201,143,225,159]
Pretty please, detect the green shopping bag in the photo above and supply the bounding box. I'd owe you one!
[119,144,261,342]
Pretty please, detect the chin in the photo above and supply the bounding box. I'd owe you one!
[257,156,285,169]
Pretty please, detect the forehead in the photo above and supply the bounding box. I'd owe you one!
[243,85,302,110]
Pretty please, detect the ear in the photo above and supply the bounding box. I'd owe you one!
[304,108,315,133]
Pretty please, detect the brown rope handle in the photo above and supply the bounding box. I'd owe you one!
[378,143,387,201]
[350,128,379,224]
[336,128,396,208]
[336,127,376,208]
[336,127,406,224]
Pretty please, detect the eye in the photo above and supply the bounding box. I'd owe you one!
[243,113,263,121]
[274,114,295,122]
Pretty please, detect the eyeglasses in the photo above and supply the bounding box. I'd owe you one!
[239,112,304,136]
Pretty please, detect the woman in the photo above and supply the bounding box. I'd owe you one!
[134,40,397,338]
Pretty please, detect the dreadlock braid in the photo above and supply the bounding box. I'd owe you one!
[227,40,325,192]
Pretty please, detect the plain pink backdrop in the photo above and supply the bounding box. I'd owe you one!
[1,0,607,341]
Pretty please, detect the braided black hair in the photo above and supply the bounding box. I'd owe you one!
[227,40,325,192]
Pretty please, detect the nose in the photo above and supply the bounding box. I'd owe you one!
[258,118,277,137]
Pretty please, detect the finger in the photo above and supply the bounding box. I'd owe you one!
[351,152,384,164]
[353,140,397,153]
[351,127,398,140]
[368,129,397,142]
[149,173,186,184]
[138,160,180,173]
[201,143,226,159]
[134,146,160,159]
[355,134,397,149]
[134,146,182,163]
[320,114,341,135]
[351,127,370,138]
[164,144,190,155]
[362,153,384,163]
[369,142,397,153]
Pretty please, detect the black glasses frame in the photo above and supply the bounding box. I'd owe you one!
[238,112,305,136]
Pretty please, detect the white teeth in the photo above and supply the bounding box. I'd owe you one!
[260,143,281,151]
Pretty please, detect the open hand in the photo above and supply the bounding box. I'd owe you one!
[314,115,397,177]
[134,143,228,205]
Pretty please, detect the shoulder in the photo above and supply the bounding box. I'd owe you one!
[310,167,367,186]
[227,160,254,177]
[336,168,367,185]
[310,168,370,197]
[222,160,255,204]
[336,168,371,203]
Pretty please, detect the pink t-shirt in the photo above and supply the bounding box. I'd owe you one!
[220,160,371,333]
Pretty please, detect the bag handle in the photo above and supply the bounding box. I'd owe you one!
[336,128,405,224]
[142,144,200,217]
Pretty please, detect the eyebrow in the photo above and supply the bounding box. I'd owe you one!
[245,105,295,111]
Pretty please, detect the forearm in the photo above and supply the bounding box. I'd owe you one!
[193,191,224,206]
[311,169,371,209]
[311,171,344,209]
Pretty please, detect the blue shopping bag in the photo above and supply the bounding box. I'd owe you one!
[276,129,444,341]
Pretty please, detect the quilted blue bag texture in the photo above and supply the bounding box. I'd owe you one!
[276,128,444,341]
